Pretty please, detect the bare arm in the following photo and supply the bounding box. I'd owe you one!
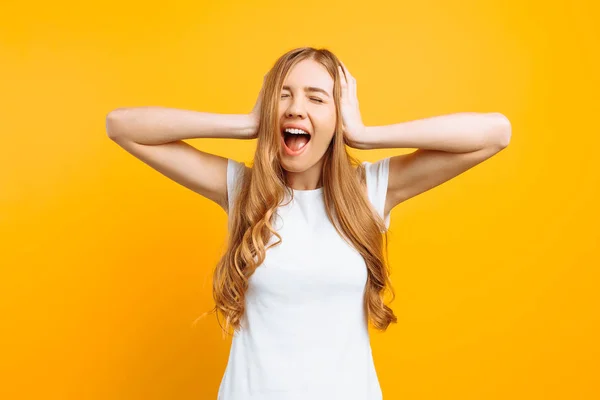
[105,107,257,210]
[360,112,511,217]
[106,107,256,144]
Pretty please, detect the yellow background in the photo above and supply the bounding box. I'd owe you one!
[2,0,599,399]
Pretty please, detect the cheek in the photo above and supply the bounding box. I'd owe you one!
[315,108,337,128]
[314,129,336,147]
[314,114,337,143]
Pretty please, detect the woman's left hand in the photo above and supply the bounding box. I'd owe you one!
[338,61,367,149]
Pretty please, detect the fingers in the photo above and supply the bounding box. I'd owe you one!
[338,61,356,103]
[340,61,354,83]
[338,65,347,89]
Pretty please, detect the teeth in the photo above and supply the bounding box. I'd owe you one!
[284,128,309,135]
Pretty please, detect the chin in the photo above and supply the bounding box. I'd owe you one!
[279,160,303,173]
[279,156,310,172]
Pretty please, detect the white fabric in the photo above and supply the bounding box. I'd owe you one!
[218,158,391,400]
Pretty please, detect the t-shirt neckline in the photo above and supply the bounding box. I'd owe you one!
[288,186,323,197]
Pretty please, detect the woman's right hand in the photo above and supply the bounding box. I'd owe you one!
[247,74,267,139]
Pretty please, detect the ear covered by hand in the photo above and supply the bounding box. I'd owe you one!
[337,61,367,149]
[248,74,267,139]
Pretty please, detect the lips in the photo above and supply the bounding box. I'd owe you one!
[281,123,312,156]
[281,123,312,136]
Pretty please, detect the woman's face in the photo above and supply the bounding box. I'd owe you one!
[278,59,336,172]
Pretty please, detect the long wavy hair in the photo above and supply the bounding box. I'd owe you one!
[196,47,397,337]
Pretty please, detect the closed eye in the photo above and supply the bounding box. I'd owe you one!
[281,94,324,103]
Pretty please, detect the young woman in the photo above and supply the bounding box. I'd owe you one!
[106,47,511,399]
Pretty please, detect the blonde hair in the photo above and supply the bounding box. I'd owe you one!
[196,47,397,337]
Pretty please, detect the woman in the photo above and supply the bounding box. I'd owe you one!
[106,47,511,399]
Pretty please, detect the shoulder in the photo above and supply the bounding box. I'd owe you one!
[227,158,250,179]
[359,158,392,230]
[226,158,250,213]
[360,158,391,189]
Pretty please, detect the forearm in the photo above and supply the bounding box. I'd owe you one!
[105,106,256,145]
[360,112,511,152]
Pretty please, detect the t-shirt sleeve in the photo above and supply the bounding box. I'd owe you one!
[362,157,391,230]
[226,158,247,214]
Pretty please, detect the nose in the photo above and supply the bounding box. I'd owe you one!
[285,97,307,118]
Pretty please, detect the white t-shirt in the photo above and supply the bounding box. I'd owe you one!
[217,157,391,400]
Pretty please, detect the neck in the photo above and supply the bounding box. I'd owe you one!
[284,157,324,190]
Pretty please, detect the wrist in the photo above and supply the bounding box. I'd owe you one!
[350,126,375,150]
[230,113,256,139]
[242,113,259,139]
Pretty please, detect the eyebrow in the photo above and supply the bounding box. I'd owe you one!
[282,85,330,98]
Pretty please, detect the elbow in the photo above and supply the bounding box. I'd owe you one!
[488,112,512,149]
[105,108,129,140]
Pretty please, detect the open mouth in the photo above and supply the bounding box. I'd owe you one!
[281,127,312,154]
